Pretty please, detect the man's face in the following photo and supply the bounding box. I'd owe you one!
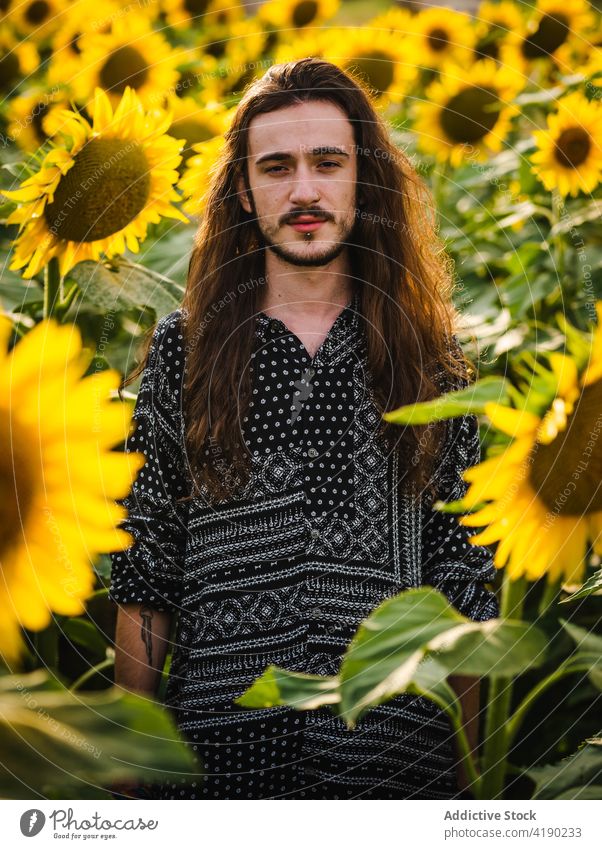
[237,99,359,267]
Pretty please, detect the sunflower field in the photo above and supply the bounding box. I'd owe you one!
[1,0,601,801]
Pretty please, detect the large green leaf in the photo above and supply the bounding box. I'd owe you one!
[236,667,341,712]
[559,620,602,689]
[528,736,602,799]
[406,657,461,725]
[338,588,545,726]
[237,589,546,730]
[70,258,183,316]
[382,377,510,425]
[0,670,197,799]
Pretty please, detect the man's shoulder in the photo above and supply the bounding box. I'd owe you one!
[153,308,187,346]
[148,309,187,405]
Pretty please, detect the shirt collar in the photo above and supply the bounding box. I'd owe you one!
[255,290,359,335]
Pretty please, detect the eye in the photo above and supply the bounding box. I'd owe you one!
[318,161,341,169]
[265,165,288,173]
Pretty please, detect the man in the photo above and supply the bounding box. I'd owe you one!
[110,57,498,800]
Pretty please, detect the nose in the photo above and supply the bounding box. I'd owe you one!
[288,163,321,207]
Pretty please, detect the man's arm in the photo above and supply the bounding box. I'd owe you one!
[114,603,173,697]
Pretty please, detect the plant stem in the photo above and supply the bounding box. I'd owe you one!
[70,657,114,692]
[479,573,527,798]
[506,663,591,746]
[538,575,562,617]
[43,256,63,319]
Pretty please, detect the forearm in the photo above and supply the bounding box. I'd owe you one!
[114,603,173,697]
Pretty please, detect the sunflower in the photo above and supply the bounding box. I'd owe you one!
[367,7,414,36]
[272,26,331,64]
[0,25,40,97]
[0,316,144,662]
[414,59,523,166]
[4,86,75,153]
[179,133,227,216]
[258,0,340,31]
[197,15,267,66]
[473,0,525,63]
[459,303,602,585]
[162,0,246,31]
[164,94,233,167]
[2,86,188,279]
[333,26,418,108]
[199,24,274,102]
[71,13,185,110]
[503,0,595,76]
[530,92,602,197]
[45,0,121,91]
[408,7,476,72]
[4,0,66,42]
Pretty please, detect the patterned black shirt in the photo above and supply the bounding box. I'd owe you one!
[109,294,498,800]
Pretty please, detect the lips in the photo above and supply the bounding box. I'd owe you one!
[288,214,328,232]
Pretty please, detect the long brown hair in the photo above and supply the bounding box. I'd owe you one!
[124,58,473,504]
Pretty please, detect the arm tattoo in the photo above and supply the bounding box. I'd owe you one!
[140,605,153,665]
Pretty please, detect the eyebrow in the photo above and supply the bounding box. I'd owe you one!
[255,146,350,165]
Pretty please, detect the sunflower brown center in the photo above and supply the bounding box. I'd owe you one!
[522,14,569,59]
[427,27,450,53]
[440,87,501,144]
[475,38,500,62]
[68,32,82,56]
[262,30,279,56]
[529,378,602,515]
[99,46,149,95]
[32,100,50,144]
[184,0,211,17]
[204,38,227,59]
[175,69,199,97]
[292,0,318,28]
[350,51,395,96]
[554,127,591,169]
[0,51,21,90]
[171,120,217,164]
[43,137,151,242]
[0,408,36,560]
[25,0,50,25]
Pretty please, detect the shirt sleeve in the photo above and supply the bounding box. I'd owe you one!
[420,340,499,623]
[109,311,190,614]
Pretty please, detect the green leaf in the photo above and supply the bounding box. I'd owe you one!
[235,666,340,711]
[62,618,108,657]
[528,736,602,799]
[71,258,183,316]
[406,657,461,725]
[338,588,546,726]
[553,785,602,799]
[0,670,198,799]
[382,377,510,425]
[558,620,602,689]
[559,568,602,603]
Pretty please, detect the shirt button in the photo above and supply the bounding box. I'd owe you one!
[310,528,320,540]
[307,447,318,458]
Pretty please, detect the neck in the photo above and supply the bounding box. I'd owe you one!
[259,249,354,321]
